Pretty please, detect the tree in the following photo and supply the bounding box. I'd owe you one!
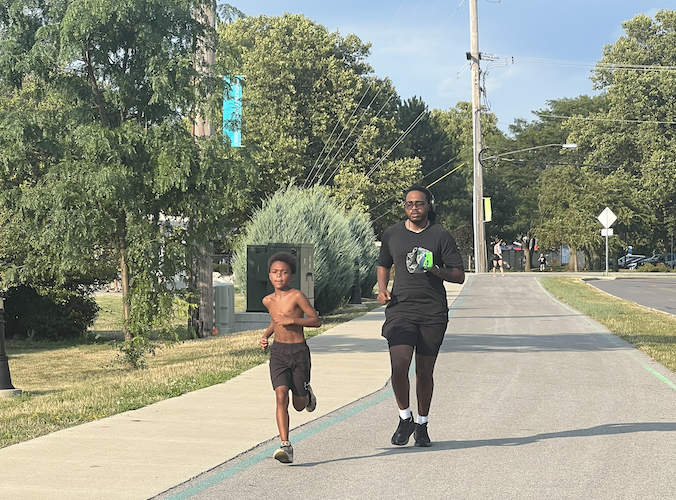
[484,96,605,270]
[568,10,676,255]
[0,0,251,340]
[216,13,418,224]
[536,166,648,270]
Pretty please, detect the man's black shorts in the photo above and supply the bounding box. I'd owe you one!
[269,340,311,396]
[381,316,448,357]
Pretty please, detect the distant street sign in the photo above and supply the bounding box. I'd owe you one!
[601,228,614,236]
[598,207,617,229]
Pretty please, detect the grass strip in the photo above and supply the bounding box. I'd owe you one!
[0,301,381,449]
[541,277,676,373]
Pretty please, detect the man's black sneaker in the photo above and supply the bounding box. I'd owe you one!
[414,422,432,447]
[391,415,416,445]
[305,383,317,412]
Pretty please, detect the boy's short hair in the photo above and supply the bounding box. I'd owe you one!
[268,252,297,275]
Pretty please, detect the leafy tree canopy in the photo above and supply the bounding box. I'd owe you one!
[0,0,251,338]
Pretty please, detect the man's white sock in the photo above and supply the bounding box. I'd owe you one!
[399,407,412,420]
[417,414,429,425]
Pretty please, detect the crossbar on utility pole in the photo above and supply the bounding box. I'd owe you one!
[469,0,486,273]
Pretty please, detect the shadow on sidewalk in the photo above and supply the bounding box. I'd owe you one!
[292,422,676,467]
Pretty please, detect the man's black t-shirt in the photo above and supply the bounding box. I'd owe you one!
[378,220,464,322]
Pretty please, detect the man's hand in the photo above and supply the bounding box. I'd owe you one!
[377,289,391,305]
[259,336,269,351]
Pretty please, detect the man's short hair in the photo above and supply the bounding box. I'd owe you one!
[268,252,297,275]
[404,185,436,221]
[404,185,434,205]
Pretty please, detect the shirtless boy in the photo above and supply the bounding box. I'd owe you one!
[259,252,321,464]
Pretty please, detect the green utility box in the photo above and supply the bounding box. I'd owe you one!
[246,243,315,312]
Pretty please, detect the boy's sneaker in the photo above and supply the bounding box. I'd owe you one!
[414,422,432,447]
[391,415,416,446]
[273,441,294,464]
[305,383,317,412]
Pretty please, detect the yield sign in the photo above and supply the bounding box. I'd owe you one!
[597,207,617,229]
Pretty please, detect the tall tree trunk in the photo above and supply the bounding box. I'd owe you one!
[197,243,213,338]
[117,214,132,340]
[566,248,579,272]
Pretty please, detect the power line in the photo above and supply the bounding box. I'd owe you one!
[367,154,464,214]
[485,54,676,73]
[540,114,676,125]
[339,109,428,207]
[322,93,397,186]
[305,83,374,188]
[370,162,467,223]
[310,85,384,186]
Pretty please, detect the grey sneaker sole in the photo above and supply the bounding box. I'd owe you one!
[305,383,317,412]
[273,448,293,463]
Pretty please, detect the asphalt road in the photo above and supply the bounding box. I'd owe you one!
[587,277,676,316]
[154,275,676,500]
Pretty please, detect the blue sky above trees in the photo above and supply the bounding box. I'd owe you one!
[230,0,675,133]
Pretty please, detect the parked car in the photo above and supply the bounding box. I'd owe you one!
[618,254,645,269]
[663,253,676,269]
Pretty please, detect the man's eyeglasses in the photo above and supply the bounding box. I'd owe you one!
[404,201,427,209]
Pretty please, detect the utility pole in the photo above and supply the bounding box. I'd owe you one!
[193,3,216,337]
[469,0,486,273]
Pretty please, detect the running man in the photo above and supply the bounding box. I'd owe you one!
[377,186,465,446]
[260,252,321,464]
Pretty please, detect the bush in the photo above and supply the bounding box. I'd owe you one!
[346,209,380,297]
[637,263,671,273]
[233,185,377,313]
[3,285,99,341]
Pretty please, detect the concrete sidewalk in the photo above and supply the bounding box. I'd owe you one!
[168,274,676,500]
[0,284,464,500]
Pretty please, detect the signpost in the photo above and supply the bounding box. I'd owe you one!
[598,207,617,276]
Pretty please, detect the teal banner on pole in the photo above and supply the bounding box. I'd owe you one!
[223,76,242,147]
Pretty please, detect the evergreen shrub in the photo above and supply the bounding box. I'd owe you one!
[233,185,377,313]
[346,209,380,297]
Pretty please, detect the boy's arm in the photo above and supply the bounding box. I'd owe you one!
[259,320,274,350]
[271,292,321,328]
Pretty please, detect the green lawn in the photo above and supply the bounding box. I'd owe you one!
[541,276,676,373]
[1,294,381,449]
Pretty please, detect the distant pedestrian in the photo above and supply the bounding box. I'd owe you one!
[538,253,547,272]
[492,239,505,276]
[259,252,321,464]
[377,186,465,447]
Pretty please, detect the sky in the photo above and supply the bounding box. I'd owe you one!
[226,0,676,134]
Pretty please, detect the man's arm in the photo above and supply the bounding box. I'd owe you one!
[377,265,391,304]
[427,265,465,284]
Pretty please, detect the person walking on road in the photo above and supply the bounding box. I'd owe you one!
[377,186,465,447]
[538,253,547,272]
[259,253,321,464]
[492,239,505,276]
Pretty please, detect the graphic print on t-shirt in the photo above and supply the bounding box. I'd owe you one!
[406,246,433,273]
